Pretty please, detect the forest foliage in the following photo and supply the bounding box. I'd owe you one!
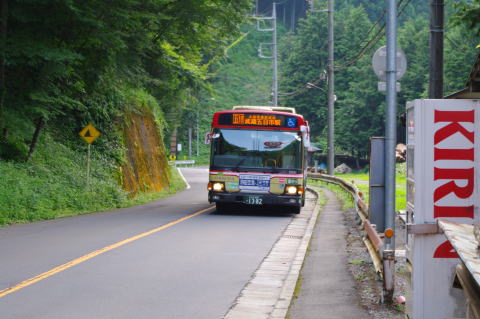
[0,0,252,161]
[278,1,478,158]
[0,0,253,224]
[198,0,479,161]
[1,0,480,224]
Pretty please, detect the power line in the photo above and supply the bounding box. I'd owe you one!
[278,0,413,98]
[333,7,388,65]
[334,0,412,70]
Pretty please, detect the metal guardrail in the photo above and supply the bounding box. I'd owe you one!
[168,160,196,166]
[309,174,480,314]
[308,173,384,277]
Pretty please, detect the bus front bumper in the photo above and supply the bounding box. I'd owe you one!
[208,191,303,207]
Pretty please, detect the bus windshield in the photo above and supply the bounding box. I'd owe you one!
[211,128,302,172]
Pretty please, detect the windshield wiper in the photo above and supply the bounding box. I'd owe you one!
[234,157,247,171]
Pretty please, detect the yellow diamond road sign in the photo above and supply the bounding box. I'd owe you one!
[79,124,100,144]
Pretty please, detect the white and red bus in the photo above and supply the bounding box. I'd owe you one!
[206,106,310,214]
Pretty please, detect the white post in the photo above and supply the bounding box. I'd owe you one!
[86,144,91,188]
[196,110,199,157]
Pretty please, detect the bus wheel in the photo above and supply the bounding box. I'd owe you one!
[291,206,301,214]
[215,203,228,213]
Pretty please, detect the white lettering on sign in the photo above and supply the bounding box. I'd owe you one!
[432,109,475,259]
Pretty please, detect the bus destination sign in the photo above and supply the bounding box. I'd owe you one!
[218,113,298,128]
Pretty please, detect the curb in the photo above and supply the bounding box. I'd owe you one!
[224,187,322,319]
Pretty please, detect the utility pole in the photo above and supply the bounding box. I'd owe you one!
[327,0,335,175]
[429,0,444,98]
[309,0,334,174]
[383,0,397,303]
[272,3,278,106]
[257,3,278,106]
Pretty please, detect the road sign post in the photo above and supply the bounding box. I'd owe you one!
[372,42,407,302]
[87,144,91,187]
[79,124,100,188]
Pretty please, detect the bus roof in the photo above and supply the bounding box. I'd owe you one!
[232,106,296,114]
[212,108,307,130]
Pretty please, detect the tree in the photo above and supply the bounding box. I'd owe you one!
[451,0,480,43]
[280,5,381,157]
[0,0,252,160]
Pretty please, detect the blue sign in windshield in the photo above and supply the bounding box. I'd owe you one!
[286,117,297,128]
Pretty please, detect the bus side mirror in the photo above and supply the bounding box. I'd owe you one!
[205,132,220,144]
[205,132,213,144]
[300,125,311,147]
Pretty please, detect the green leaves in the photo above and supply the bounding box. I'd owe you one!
[279,1,477,160]
[1,0,252,160]
[451,0,480,36]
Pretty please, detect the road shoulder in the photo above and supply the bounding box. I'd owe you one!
[225,189,320,319]
[287,187,371,319]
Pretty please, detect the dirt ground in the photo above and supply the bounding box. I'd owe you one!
[343,208,407,319]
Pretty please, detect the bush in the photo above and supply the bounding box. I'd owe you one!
[0,136,29,161]
[0,133,185,226]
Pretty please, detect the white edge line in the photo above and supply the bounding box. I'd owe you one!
[177,167,191,189]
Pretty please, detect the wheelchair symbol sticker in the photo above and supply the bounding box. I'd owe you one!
[286,117,297,128]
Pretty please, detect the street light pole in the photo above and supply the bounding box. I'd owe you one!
[327,0,335,175]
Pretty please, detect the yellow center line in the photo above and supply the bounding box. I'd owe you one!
[0,206,215,298]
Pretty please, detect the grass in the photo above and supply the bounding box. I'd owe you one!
[312,163,406,211]
[309,180,355,210]
[0,134,186,226]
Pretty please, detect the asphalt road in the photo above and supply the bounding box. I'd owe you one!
[0,167,294,319]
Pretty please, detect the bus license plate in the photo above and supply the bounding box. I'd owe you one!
[243,195,263,205]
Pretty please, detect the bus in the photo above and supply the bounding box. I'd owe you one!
[206,106,310,214]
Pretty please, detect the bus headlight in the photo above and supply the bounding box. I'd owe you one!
[286,185,298,195]
[297,186,304,195]
[285,185,304,195]
[212,182,225,192]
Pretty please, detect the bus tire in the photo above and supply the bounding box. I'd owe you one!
[215,203,228,213]
[291,206,301,214]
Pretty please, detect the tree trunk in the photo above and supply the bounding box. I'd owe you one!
[0,0,7,138]
[26,117,45,162]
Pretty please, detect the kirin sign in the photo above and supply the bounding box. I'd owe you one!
[406,99,479,318]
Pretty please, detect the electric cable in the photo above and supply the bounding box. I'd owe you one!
[277,0,413,98]
[334,0,412,70]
